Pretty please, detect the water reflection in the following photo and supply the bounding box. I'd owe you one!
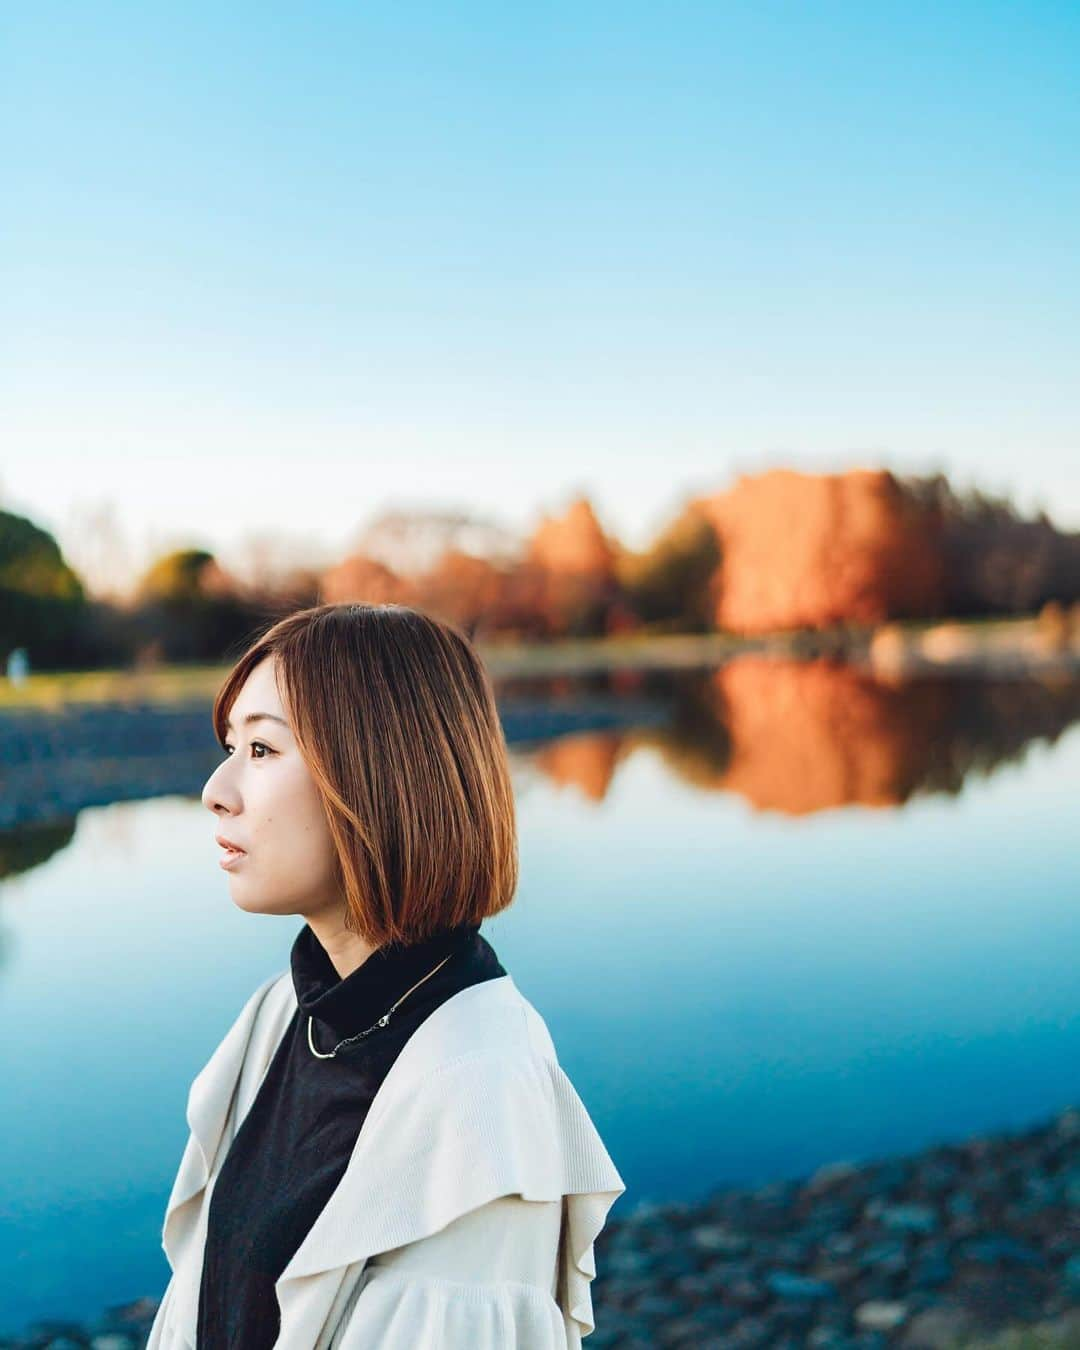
[523,660,1080,814]
[532,732,626,801]
[684,659,1080,812]
[0,820,76,881]
[3,660,1080,849]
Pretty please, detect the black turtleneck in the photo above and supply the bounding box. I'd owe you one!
[196,919,507,1350]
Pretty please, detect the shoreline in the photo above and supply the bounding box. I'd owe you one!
[3,614,1079,712]
[3,1102,1078,1350]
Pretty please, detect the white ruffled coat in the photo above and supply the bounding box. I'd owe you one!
[146,968,626,1348]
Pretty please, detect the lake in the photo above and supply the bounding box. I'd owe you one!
[1,658,1078,1337]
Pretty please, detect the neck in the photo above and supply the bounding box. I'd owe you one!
[304,910,380,980]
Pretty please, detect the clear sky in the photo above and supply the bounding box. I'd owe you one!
[2,1,1078,592]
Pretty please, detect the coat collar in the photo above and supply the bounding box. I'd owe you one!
[161,971,625,1348]
[290,918,485,1040]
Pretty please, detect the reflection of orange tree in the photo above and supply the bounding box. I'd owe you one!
[525,660,1080,816]
[710,658,951,813]
[685,660,1080,813]
[531,732,627,802]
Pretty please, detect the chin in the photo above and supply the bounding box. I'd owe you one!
[228,885,306,919]
[226,881,273,915]
[229,892,268,916]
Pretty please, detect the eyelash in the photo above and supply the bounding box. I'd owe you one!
[222,740,274,760]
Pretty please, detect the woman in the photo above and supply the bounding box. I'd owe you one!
[146,602,625,1349]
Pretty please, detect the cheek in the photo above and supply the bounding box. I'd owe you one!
[258,770,333,853]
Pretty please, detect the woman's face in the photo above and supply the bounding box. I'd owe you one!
[201,654,342,923]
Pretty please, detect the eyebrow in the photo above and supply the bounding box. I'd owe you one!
[224,712,290,733]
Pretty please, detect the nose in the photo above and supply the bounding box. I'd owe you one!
[201,759,239,816]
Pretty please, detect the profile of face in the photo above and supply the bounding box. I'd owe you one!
[201,654,343,924]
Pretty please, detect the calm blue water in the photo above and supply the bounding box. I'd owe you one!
[1,670,1079,1335]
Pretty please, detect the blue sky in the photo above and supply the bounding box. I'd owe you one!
[2,1,1078,590]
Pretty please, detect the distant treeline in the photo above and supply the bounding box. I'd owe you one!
[2,468,1079,671]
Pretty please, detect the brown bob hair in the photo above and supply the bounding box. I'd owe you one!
[211,602,518,948]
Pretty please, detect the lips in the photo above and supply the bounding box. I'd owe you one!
[217,837,247,871]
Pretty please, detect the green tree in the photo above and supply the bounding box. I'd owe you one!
[0,509,86,668]
[133,548,257,663]
[617,505,721,632]
[138,548,219,602]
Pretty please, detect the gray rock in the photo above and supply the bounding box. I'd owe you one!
[854,1299,908,1331]
[821,1232,859,1259]
[765,1270,837,1301]
[909,1252,953,1290]
[958,1234,1046,1267]
[1054,1107,1080,1139]
[773,1237,815,1267]
[724,1277,769,1309]
[630,1292,685,1321]
[605,1247,653,1276]
[806,1328,855,1349]
[806,1161,863,1193]
[26,1325,87,1344]
[945,1190,977,1218]
[878,1204,939,1235]
[858,1238,909,1275]
[654,1247,699,1279]
[690,1224,751,1256]
[898,1302,977,1348]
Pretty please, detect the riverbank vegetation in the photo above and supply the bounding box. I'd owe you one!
[3,469,1079,679]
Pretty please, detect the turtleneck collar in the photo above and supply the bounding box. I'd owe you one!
[290,919,482,1040]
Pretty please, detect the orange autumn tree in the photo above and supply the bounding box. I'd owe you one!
[526,496,624,637]
[696,468,945,633]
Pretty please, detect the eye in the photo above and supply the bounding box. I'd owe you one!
[222,740,274,759]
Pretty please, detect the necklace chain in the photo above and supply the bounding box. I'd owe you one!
[307,947,457,1059]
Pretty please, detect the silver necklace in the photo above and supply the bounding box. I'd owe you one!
[307,948,456,1059]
